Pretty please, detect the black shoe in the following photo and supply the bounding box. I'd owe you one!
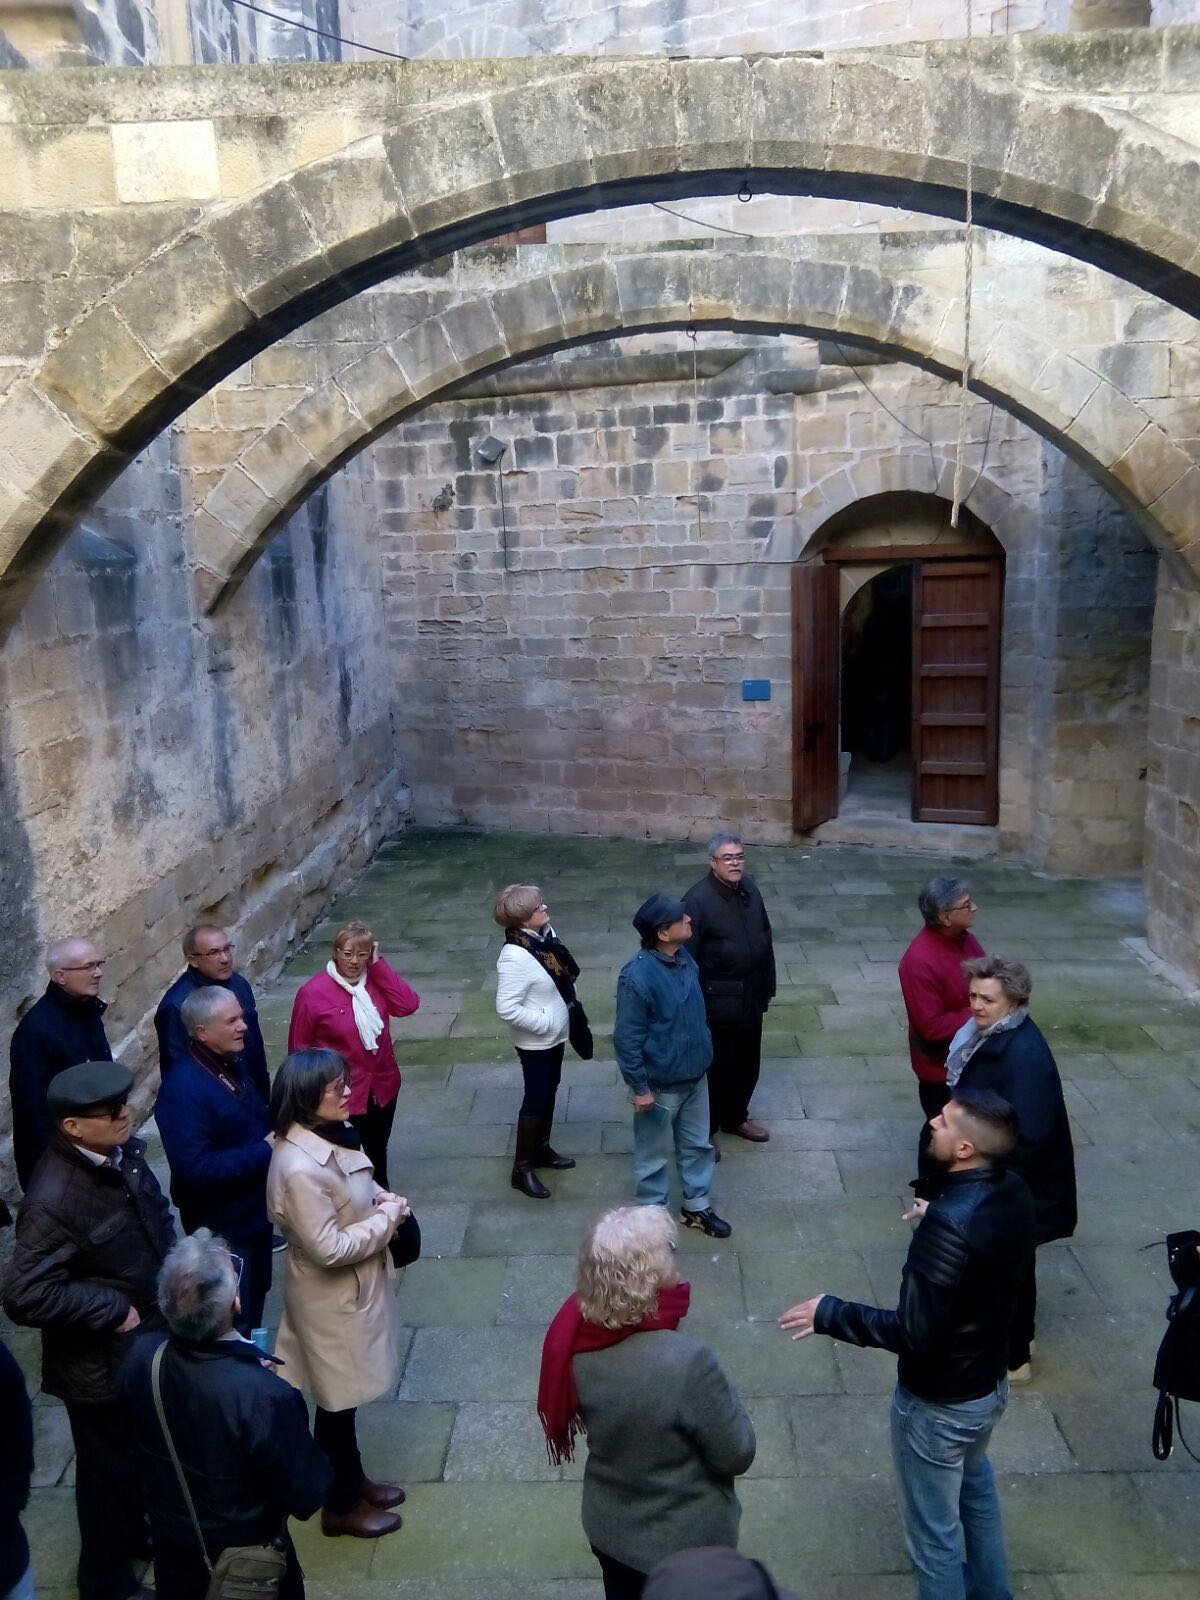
[533,1147,576,1170]
[681,1206,732,1239]
[511,1165,551,1199]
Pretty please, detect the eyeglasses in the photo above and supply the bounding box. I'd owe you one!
[77,1098,128,1122]
[714,853,745,864]
[536,902,549,912]
[948,898,977,914]
[59,959,106,972]
[229,1253,244,1286]
[197,943,234,959]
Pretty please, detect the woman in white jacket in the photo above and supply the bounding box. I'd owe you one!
[493,882,581,1199]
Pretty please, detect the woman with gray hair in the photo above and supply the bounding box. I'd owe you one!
[946,954,1077,1381]
[117,1230,331,1600]
[898,875,985,1118]
[537,1206,755,1599]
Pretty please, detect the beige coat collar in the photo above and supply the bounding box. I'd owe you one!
[284,1122,375,1178]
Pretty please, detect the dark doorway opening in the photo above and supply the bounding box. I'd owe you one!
[840,565,913,815]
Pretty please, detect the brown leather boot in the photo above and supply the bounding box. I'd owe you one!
[511,1114,551,1199]
[321,1502,402,1538]
[360,1479,406,1510]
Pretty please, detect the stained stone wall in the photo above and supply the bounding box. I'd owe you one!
[1146,569,1200,979]
[0,429,408,1177]
[367,343,1155,870]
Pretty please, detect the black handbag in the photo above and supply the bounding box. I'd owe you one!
[567,998,594,1061]
[1151,1230,1200,1460]
[388,1212,422,1269]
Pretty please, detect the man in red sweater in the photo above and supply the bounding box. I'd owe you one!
[898,878,985,1118]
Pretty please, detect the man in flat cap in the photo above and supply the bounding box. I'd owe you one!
[613,894,730,1239]
[9,934,113,1190]
[4,1061,175,1600]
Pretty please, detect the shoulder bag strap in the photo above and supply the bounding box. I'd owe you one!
[150,1341,213,1575]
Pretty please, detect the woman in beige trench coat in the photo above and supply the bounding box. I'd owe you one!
[268,1047,409,1541]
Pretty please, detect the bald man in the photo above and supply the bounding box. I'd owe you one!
[9,936,113,1189]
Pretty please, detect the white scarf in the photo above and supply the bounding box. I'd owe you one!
[325,960,385,1053]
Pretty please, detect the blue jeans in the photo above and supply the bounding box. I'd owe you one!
[2,1563,34,1600]
[890,1381,1012,1600]
[632,1077,715,1211]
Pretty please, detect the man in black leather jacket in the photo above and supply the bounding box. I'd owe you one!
[779,1090,1035,1600]
[4,1061,175,1600]
[119,1231,331,1600]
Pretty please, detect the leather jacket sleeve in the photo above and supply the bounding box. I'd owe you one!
[814,1205,971,1356]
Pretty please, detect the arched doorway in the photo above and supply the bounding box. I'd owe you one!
[792,494,1004,832]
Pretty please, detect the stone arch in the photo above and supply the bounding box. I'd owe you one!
[193,250,1194,611]
[5,34,1200,617]
[796,450,1026,560]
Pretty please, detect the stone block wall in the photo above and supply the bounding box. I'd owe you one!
[0,429,408,1179]
[1146,567,1200,977]
[367,340,1156,856]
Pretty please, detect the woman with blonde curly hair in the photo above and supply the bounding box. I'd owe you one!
[537,1206,755,1600]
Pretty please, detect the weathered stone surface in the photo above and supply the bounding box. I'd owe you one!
[111,119,221,203]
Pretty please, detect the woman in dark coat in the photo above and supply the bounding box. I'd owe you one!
[947,953,1077,1380]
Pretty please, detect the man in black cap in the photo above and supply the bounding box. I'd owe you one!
[683,831,776,1154]
[4,1060,175,1600]
[612,894,730,1239]
[8,934,113,1190]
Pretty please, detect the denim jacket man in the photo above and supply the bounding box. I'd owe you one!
[613,894,729,1240]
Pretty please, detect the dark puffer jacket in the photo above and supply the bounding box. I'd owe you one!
[816,1164,1036,1403]
[955,1015,1078,1245]
[3,1134,175,1404]
[682,873,776,1028]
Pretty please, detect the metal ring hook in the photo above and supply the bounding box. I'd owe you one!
[737,177,753,203]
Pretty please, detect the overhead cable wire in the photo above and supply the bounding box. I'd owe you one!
[223,0,410,59]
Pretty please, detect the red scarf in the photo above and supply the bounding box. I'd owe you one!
[537,1282,691,1464]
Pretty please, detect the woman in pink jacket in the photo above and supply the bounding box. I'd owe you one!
[288,920,420,1187]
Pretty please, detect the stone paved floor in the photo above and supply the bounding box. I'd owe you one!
[8,829,1200,1600]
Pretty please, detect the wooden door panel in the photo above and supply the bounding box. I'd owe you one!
[792,562,841,831]
[911,559,1002,825]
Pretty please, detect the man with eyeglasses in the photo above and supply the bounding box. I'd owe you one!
[8,935,114,1190]
[898,878,985,1121]
[4,1060,175,1600]
[682,832,776,1154]
[154,925,270,1102]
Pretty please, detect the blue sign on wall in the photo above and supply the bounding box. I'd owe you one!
[742,679,771,702]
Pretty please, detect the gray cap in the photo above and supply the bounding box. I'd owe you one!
[46,1060,133,1119]
[643,1548,798,1600]
[632,893,688,940]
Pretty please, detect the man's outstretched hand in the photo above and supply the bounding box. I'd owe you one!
[778,1296,825,1340]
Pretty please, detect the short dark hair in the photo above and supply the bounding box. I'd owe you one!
[917,877,970,928]
[182,924,226,959]
[270,1048,347,1135]
[948,1088,1018,1161]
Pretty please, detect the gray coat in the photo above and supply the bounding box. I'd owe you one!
[573,1328,756,1574]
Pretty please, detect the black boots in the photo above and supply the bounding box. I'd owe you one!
[533,1110,575,1171]
[512,1114,552,1199]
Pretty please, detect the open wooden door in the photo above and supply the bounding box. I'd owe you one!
[911,558,1003,824]
[792,562,841,830]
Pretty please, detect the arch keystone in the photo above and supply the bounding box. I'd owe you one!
[748,55,830,173]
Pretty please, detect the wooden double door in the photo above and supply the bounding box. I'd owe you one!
[792,551,1003,830]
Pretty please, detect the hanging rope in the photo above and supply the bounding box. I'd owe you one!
[687,322,703,540]
[950,0,977,527]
